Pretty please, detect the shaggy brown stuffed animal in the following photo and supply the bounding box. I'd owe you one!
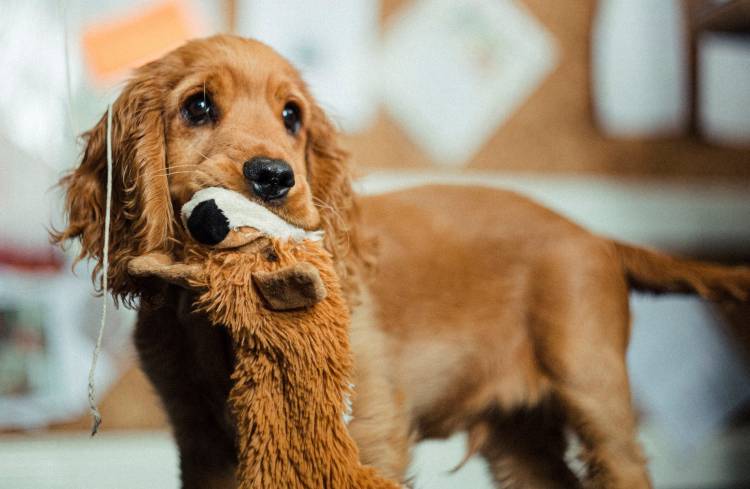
[129,188,401,489]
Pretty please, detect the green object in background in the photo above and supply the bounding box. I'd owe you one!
[0,304,48,397]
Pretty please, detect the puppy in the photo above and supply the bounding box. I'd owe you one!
[53,35,750,489]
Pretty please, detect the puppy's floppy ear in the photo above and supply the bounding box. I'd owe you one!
[51,63,175,304]
[304,100,375,302]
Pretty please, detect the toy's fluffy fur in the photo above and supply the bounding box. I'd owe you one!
[185,241,400,489]
[129,185,398,487]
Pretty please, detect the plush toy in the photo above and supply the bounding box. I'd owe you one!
[129,187,402,489]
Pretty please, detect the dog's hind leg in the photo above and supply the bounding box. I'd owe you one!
[553,367,649,489]
[534,242,652,489]
[478,404,581,489]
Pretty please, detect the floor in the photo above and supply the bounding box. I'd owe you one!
[2,425,750,489]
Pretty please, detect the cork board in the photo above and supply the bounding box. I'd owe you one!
[342,0,750,180]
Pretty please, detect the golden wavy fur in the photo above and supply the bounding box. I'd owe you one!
[53,35,750,489]
[52,67,175,303]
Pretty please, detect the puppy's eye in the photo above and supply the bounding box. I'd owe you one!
[181,93,217,126]
[282,102,302,135]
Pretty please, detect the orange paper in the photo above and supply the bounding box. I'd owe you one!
[82,0,202,85]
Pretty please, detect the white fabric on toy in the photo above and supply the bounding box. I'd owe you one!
[181,187,324,242]
[343,384,354,425]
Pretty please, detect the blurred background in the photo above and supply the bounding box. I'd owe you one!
[1,0,749,487]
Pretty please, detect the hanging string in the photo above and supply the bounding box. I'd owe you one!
[57,0,113,437]
[59,0,79,140]
[87,104,114,436]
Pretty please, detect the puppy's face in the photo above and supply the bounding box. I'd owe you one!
[165,39,320,229]
[54,35,356,301]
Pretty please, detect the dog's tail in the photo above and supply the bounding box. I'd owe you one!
[614,241,750,302]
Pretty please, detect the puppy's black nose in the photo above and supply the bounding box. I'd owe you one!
[243,157,295,202]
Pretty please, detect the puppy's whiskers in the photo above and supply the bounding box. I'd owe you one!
[151,165,199,176]
[311,196,341,219]
[153,165,198,176]
[192,147,211,162]
[180,138,214,165]
[148,170,199,183]
[166,163,200,169]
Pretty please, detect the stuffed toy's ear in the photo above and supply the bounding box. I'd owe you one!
[127,252,327,310]
[128,253,204,290]
[253,262,327,311]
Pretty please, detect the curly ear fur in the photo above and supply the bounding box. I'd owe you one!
[51,63,175,305]
[305,101,375,303]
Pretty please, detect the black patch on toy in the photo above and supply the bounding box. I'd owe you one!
[187,199,230,245]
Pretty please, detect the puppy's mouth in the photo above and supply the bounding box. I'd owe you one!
[185,159,320,231]
[183,197,266,250]
[181,187,324,250]
[240,187,320,231]
[249,184,290,205]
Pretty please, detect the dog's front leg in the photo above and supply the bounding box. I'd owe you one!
[347,289,413,483]
[134,285,238,489]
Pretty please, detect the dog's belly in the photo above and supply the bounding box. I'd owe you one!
[364,272,552,438]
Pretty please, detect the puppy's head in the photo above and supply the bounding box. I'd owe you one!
[52,35,362,303]
[163,37,325,228]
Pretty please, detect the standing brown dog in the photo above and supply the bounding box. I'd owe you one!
[53,35,750,489]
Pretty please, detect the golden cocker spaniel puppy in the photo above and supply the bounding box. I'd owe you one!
[53,35,750,489]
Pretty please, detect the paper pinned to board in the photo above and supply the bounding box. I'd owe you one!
[81,0,212,86]
[627,294,750,453]
[236,0,380,133]
[382,0,558,166]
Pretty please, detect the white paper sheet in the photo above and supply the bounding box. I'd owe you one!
[381,0,558,166]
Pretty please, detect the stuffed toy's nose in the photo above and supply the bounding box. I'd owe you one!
[186,199,230,245]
